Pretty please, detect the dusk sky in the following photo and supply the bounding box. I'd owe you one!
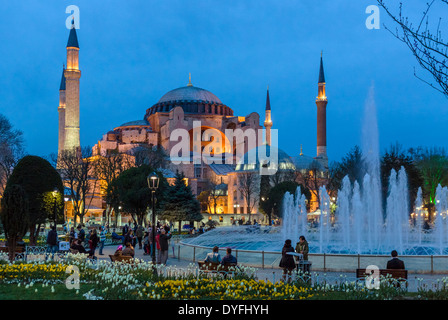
[1,0,447,163]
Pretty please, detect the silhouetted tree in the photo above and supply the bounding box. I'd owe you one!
[0,184,29,262]
[57,147,97,225]
[6,155,64,245]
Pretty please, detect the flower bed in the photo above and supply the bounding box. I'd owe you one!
[1,252,447,300]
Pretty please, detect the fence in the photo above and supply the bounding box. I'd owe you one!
[176,241,448,274]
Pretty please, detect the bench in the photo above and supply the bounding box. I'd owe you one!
[0,246,25,254]
[109,254,134,263]
[356,268,408,287]
[198,261,238,277]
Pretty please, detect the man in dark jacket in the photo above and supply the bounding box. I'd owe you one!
[46,226,59,257]
[387,250,405,269]
[158,228,172,265]
[221,248,237,265]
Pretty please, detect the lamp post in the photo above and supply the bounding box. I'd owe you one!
[52,188,59,228]
[147,172,160,266]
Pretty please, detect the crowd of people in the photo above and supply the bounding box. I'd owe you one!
[54,221,175,264]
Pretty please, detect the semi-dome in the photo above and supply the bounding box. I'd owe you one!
[235,144,296,173]
[145,84,233,117]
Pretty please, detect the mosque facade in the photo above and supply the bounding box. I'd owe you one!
[57,22,329,226]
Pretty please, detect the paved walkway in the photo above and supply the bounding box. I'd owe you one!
[96,243,447,292]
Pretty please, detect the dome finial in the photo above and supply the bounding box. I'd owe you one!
[187,73,193,86]
[300,144,303,156]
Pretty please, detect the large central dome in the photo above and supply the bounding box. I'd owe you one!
[145,83,233,117]
[158,85,223,105]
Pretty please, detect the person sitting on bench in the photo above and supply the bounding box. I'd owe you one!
[122,242,135,258]
[221,248,237,265]
[387,250,405,269]
[70,239,87,254]
[204,246,221,263]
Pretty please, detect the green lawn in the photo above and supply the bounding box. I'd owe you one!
[0,283,95,300]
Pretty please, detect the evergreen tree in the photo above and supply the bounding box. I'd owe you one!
[6,155,64,245]
[1,184,29,262]
[159,171,202,233]
[111,165,167,226]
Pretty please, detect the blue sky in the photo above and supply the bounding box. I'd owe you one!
[0,0,447,163]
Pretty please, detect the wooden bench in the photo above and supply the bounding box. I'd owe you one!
[109,254,134,263]
[356,268,408,287]
[0,246,25,254]
[198,261,238,277]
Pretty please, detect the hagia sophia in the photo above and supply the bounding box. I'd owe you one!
[57,21,329,226]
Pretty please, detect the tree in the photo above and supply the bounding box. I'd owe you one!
[132,145,169,168]
[93,152,132,226]
[378,0,448,98]
[159,171,202,233]
[296,160,328,210]
[205,176,226,214]
[411,147,448,219]
[327,146,365,197]
[111,165,165,226]
[380,143,423,212]
[0,114,25,197]
[0,184,29,262]
[237,172,260,220]
[6,155,64,245]
[197,190,211,213]
[260,181,311,220]
[57,147,98,225]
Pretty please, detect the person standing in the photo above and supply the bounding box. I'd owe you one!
[136,225,144,249]
[280,239,296,283]
[98,226,107,255]
[158,228,172,265]
[77,225,85,245]
[88,228,99,258]
[46,226,59,258]
[295,235,309,261]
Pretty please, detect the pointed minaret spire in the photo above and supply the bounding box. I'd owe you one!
[59,64,66,91]
[265,85,271,111]
[264,86,272,146]
[319,51,325,84]
[67,18,79,49]
[58,64,67,161]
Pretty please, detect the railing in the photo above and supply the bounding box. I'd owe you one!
[176,241,448,274]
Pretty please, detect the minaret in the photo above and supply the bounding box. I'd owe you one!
[58,65,66,156]
[316,52,328,165]
[263,86,272,146]
[63,18,81,151]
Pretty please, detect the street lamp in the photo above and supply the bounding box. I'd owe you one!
[147,172,160,266]
[52,188,59,228]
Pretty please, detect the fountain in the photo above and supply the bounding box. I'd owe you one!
[182,86,448,257]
